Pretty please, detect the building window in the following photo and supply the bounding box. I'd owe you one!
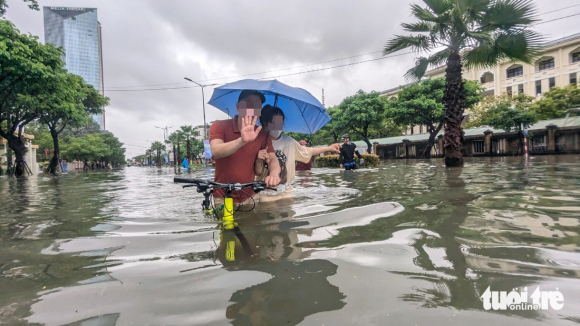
[573,52,580,63]
[473,140,484,154]
[532,135,547,152]
[518,84,524,94]
[492,138,507,154]
[408,145,417,157]
[507,66,523,78]
[506,86,513,97]
[549,77,555,89]
[410,126,414,135]
[535,80,542,96]
[480,72,494,84]
[419,125,423,134]
[539,58,555,71]
[396,146,404,157]
[571,73,578,85]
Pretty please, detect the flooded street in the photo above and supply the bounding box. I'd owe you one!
[1,155,580,325]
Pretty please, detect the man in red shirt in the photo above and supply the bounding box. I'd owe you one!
[209,90,281,203]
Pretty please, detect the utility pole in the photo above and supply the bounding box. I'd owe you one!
[322,88,325,107]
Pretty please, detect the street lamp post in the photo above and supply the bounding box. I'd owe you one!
[184,77,212,140]
[154,126,172,142]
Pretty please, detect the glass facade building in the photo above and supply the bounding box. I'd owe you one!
[43,7,105,129]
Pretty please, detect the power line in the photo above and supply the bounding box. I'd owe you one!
[532,12,580,26]
[256,52,413,80]
[103,51,412,92]
[103,9,580,92]
[539,3,580,15]
[105,50,384,89]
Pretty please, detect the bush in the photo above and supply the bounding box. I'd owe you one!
[314,154,379,168]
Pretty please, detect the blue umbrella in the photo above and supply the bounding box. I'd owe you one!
[208,79,330,134]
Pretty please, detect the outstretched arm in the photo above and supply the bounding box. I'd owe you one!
[310,143,341,156]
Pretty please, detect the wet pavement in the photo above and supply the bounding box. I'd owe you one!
[1,155,580,325]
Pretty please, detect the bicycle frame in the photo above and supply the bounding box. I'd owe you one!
[174,177,274,262]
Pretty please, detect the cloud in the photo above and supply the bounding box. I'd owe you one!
[5,0,580,157]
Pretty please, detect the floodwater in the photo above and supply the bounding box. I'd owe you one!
[1,156,580,326]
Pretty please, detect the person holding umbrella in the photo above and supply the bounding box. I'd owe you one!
[339,134,363,170]
[209,90,281,204]
[254,105,341,200]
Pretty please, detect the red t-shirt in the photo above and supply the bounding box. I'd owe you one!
[209,116,274,202]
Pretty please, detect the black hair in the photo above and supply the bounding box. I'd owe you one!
[259,105,285,128]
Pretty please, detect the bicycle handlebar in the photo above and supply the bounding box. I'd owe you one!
[173,177,277,192]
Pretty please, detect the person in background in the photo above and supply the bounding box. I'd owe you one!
[255,105,341,200]
[339,134,363,170]
[209,90,281,204]
[295,140,314,171]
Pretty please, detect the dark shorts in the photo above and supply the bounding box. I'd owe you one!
[344,161,358,171]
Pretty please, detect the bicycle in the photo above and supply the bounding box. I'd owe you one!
[174,177,276,262]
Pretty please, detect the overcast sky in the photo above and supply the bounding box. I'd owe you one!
[6,0,580,157]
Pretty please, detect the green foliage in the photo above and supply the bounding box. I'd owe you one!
[99,132,126,165]
[484,105,537,133]
[0,0,38,17]
[386,78,483,136]
[384,0,542,81]
[0,19,65,173]
[314,154,379,168]
[466,93,537,132]
[335,90,394,152]
[61,120,102,137]
[531,84,580,120]
[62,134,111,163]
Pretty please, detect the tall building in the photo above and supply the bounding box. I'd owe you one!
[381,32,580,136]
[43,7,105,130]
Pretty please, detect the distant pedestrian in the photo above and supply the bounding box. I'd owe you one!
[339,134,363,170]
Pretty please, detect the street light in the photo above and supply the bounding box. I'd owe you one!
[184,77,215,140]
[154,126,172,142]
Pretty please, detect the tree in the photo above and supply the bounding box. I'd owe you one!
[98,132,125,167]
[336,90,388,153]
[466,93,535,128]
[39,73,109,174]
[150,141,165,168]
[0,0,38,17]
[386,78,483,157]
[145,149,153,167]
[179,125,199,163]
[61,119,101,137]
[531,84,580,120]
[61,134,110,170]
[0,20,65,176]
[483,102,537,132]
[384,0,541,166]
[168,130,185,166]
[25,121,53,162]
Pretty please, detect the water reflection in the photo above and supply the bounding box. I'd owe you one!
[1,156,580,325]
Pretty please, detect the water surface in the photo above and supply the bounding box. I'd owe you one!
[1,156,580,325]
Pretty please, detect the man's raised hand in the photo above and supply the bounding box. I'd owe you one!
[240,116,261,144]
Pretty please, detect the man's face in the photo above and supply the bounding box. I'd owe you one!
[237,94,262,117]
[343,138,349,143]
[266,115,284,131]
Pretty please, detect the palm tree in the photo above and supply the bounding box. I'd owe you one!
[180,125,200,164]
[165,133,178,168]
[169,130,185,167]
[145,149,153,167]
[150,141,165,168]
[383,0,541,166]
